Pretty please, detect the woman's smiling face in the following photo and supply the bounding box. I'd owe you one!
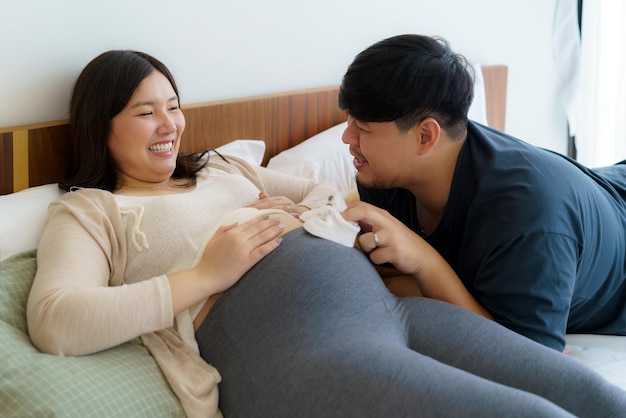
[108,70,185,190]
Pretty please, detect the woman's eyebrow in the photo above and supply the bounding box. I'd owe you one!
[129,96,179,108]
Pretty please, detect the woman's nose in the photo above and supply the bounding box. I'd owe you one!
[158,113,177,134]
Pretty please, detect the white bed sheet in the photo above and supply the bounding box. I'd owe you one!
[565,334,626,390]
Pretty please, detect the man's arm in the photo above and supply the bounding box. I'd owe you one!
[376,266,423,297]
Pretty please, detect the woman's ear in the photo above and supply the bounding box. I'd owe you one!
[415,117,441,156]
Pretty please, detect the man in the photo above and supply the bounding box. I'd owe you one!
[340,34,626,351]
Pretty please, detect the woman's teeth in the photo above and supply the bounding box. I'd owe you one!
[149,142,173,153]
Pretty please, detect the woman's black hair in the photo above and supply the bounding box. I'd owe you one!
[60,50,213,192]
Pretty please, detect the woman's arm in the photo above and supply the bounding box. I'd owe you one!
[27,207,174,356]
[252,165,339,212]
[28,197,285,356]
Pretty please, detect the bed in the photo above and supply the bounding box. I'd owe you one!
[1,64,624,417]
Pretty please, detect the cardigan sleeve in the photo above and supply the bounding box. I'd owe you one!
[255,164,338,209]
[27,190,174,356]
[209,154,338,210]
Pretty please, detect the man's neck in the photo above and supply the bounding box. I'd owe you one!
[409,132,466,231]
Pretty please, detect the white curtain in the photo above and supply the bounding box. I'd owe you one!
[552,0,582,140]
[576,1,626,167]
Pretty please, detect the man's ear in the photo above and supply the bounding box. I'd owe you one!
[415,117,441,156]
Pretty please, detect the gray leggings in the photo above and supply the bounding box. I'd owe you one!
[195,229,626,417]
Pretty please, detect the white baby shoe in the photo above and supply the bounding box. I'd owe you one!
[300,192,360,247]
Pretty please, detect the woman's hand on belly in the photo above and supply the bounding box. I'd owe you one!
[193,212,302,329]
[168,215,287,320]
[249,192,307,218]
[271,212,304,235]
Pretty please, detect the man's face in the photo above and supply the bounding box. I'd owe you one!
[342,116,416,189]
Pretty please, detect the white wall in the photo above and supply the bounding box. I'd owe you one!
[0,0,567,153]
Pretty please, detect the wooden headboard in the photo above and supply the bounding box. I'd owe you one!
[0,65,507,196]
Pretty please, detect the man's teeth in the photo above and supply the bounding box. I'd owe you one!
[149,142,173,153]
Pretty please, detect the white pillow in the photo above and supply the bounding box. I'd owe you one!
[0,184,62,261]
[215,139,266,166]
[0,140,266,261]
[267,123,356,192]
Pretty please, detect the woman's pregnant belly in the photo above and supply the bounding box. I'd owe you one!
[193,208,303,330]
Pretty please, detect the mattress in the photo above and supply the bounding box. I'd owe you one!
[566,334,626,390]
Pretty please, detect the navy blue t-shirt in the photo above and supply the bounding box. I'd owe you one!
[358,121,626,350]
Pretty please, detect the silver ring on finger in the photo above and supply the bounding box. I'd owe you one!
[373,232,380,248]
